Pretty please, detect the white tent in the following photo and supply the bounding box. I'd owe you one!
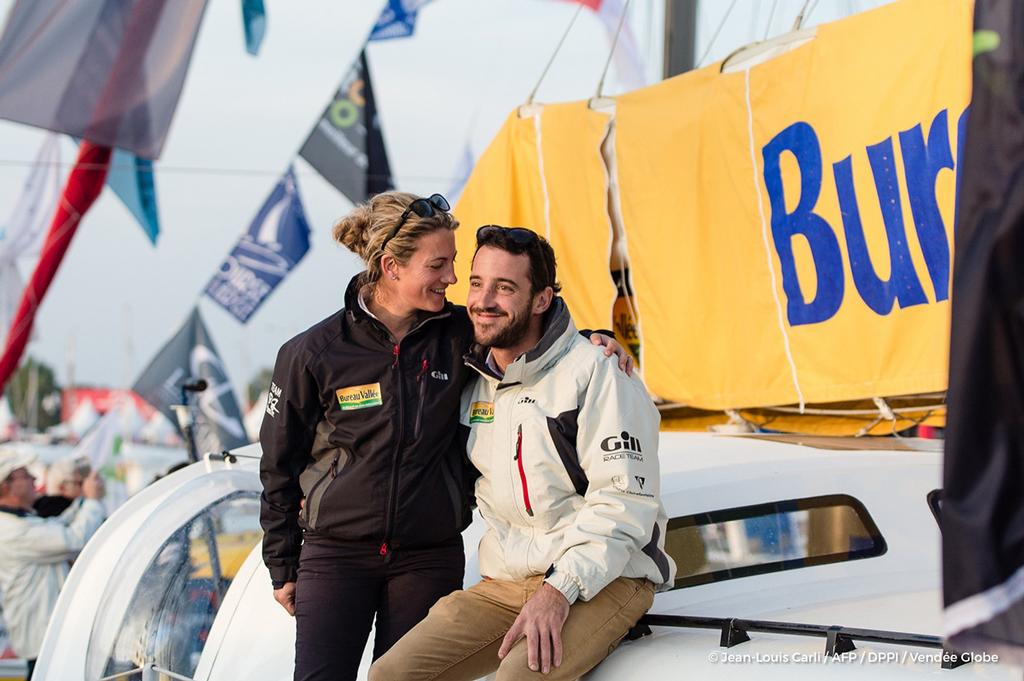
[117,399,147,441]
[0,394,16,440]
[140,411,180,447]
[68,398,100,439]
[244,392,267,443]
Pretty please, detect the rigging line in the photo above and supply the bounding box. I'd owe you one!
[696,0,738,67]
[744,67,805,411]
[526,2,585,105]
[763,0,780,40]
[791,0,818,31]
[595,0,633,98]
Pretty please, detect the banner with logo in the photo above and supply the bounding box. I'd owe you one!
[299,51,393,204]
[454,0,970,412]
[133,307,248,454]
[369,0,432,41]
[205,167,311,323]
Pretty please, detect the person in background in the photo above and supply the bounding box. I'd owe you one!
[0,448,106,680]
[33,458,90,518]
[259,192,630,681]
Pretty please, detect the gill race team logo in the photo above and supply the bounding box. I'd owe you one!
[469,401,495,424]
[336,383,383,411]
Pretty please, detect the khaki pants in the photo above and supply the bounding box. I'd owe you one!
[368,575,654,681]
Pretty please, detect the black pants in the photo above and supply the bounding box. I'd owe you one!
[293,539,464,681]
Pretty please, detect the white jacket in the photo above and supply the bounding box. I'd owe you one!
[461,299,675,604]
[0,498,105,658]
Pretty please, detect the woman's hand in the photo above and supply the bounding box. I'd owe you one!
[274,582,297,616]
[589,333,634,376]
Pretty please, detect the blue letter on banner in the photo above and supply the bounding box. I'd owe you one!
[762,122,844,326]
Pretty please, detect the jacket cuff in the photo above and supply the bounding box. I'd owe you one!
[544,570,580,605]
[270,564,298,587]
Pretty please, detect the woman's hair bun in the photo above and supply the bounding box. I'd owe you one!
[332,204,374,259]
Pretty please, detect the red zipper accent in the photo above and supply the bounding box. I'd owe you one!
[515,425,534,517]
[416,357,429,381]
[392,344,400,368]
[379,542,389,556]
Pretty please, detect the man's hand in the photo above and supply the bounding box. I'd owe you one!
[498,583,570,673]
[82,471,105,500]
[589,333,634,376]
[274,582,297,616]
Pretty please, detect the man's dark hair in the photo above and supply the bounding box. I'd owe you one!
[474,226,561,295]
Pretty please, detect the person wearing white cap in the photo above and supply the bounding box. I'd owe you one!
[0,448,106,680]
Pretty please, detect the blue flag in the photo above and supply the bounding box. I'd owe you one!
[369,0,432,41]
[241,0,266,55]
[107,148,160,244]
[205,167,311,323]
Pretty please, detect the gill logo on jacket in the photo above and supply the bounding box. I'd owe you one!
[336,383,383,410]
[469,401,494,424]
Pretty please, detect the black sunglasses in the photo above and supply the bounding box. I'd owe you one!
[382,193,450,250]
[476,225,539,246]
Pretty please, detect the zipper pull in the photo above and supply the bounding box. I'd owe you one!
[416,357,429,382]
[515,425,522,460]
[379,541,389,556]
[330,455,339,478]
[392,344,400,368]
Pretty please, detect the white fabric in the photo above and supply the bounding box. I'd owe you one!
[0,449,36,483]
[461,300,674,604]
[67,400,99,439]
[0,498,105,658]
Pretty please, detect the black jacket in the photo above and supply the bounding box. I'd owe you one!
[259,274,476,586]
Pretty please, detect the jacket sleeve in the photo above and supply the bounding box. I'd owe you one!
[259,340,321,586]
[544,354,661,604]
[6,499,106,564]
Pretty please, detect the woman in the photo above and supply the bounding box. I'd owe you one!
[259,191,626,681]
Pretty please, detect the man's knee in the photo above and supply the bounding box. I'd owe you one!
[368,654,402,681]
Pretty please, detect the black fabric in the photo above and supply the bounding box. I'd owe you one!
[546,409,588,497]
[260,273,477,585]
[943,0,1024,657]
[33,495,72,518]
[292,540,464,681]
[25,658,35,681]
[0,505,31,518]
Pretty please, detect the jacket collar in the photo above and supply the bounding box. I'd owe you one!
[0,505,33,518]
[343,272,453,342]
[465,297,577,387]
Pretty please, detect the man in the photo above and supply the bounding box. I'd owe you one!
[33,458,90,518]
[371,226,674,681]
[0,449,106,679]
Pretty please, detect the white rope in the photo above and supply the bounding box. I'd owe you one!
[527,2,585,104]
[697,0,738,67]
[595,0,632,97]
[533,114,552,241]
[744,67,805,411]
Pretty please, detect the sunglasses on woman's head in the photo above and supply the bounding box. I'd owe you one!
[383,193,451,250]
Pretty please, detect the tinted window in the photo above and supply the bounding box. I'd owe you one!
[665,494,885,589]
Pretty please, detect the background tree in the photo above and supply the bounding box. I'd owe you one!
[5,356,62,430]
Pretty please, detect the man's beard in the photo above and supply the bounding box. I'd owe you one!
[472,305,532,349]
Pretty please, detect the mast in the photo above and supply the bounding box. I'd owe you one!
[663,0,698,78]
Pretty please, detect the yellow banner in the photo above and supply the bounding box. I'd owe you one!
[616,0,971,409]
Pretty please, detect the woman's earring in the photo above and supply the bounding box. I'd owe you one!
[391,274,399,281]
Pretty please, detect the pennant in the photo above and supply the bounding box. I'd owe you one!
[204,167,311,323]
[0,134,63,336]
[133,307,248,454]
[299,51,393,203]
[943,0,1024,662]
[369,0,432,41]
[242,0,267,56]
[107,148,160,244]
[0,141,111,394]
[0,0,208,159]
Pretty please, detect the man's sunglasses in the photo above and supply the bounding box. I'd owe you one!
[475,225,539,246]
[382,193,451,250]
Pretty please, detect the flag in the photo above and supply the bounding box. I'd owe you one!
[133,307,248,455]
[0,134,63,337]
[568,0,646,90]
[299,51,393,203]
[107,148,160,244]
[0,141,111,394]
[205,167,311,323]
[242,0,267,56]
[943,0,1024,662]
[0,0,209,159]
[369,0,432,41]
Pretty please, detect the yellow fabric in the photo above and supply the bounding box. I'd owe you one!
[660,405,946,437]
[616,0,971,409]
[452,103,617,332]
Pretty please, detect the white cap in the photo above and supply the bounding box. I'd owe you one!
[0,448,37,484]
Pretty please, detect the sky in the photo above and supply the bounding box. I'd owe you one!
[0,0,888,407]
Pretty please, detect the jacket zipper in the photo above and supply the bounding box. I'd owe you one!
[514,424,534,517]
[412,357,429,440]
[381,343,404,558]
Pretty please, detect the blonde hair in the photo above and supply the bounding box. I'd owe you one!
[333,191,458,285]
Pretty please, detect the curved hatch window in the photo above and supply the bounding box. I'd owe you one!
[93,492,262,680]
[664,494,885,590]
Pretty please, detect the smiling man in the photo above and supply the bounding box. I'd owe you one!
[370,226,674,681]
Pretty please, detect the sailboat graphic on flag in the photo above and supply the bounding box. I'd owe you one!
[204,166,311,323]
